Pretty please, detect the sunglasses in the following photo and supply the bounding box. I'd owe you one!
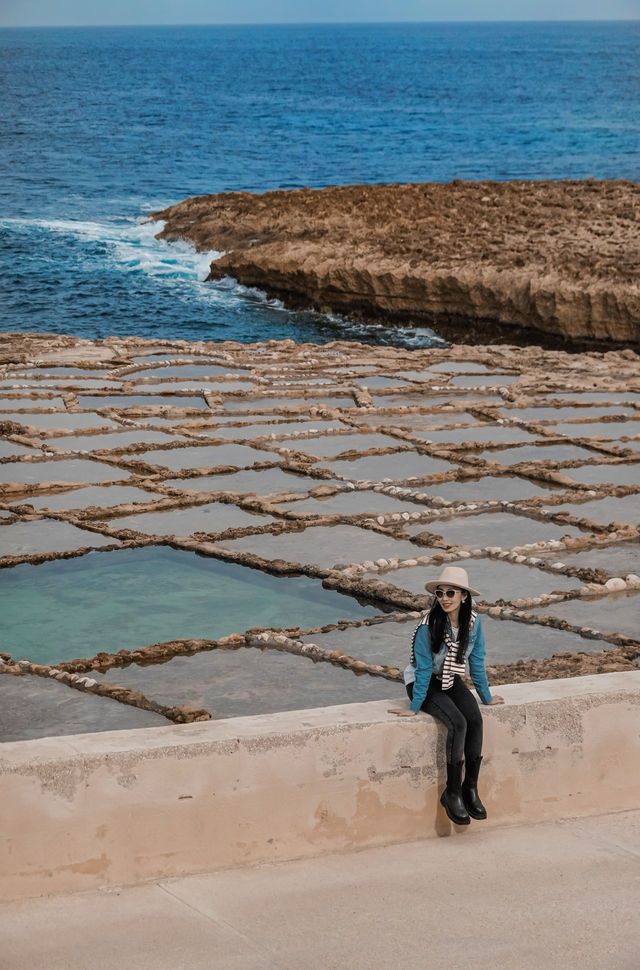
[435,588,460,599]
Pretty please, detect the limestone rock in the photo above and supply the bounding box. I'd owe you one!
[153,180,640,349]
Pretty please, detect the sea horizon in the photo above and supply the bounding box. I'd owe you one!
[2,18,638,27]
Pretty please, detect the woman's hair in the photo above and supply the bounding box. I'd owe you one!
[428,592,472,663]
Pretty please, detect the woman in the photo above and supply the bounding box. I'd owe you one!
[389,565,504,825]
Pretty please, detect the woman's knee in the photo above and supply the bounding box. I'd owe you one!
[465,707,483,732]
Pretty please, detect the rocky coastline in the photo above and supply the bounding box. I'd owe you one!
[152,179,640,350]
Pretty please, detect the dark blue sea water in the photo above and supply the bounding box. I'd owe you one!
[1,21,638,348]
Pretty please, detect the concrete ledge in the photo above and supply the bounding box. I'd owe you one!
[1,671,639,901]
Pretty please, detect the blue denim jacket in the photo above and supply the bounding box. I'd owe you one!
[408,614,493,711]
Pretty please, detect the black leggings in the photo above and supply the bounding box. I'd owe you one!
[406,675,483,765]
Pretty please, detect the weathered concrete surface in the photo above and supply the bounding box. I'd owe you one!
[1,809,639,970]
[1,671,638,902]
[152,180,640,348]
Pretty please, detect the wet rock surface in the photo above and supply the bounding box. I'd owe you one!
[1,331,639,740]
[153,180,640,348]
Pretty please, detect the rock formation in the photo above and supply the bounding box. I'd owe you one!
[152,180,640,349]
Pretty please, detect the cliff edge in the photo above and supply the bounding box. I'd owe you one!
[152,180,640,348]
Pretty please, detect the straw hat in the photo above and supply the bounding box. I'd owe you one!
[424,565,480,597]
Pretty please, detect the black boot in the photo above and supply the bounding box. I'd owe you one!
[462,756,487,820]
[440,761,470,825]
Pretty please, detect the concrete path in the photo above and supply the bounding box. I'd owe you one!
[2,810,639,970]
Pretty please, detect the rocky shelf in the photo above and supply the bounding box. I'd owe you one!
[152,179,640,350]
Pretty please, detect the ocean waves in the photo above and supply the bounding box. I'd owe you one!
[2,22,638,347]
[0,212,445,347]
[2,215,221,283]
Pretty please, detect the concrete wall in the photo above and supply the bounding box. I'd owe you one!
[1,671,639,902]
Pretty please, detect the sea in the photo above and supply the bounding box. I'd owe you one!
[1,21,638,350]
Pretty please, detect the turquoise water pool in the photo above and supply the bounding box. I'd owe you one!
[0,546,378,665]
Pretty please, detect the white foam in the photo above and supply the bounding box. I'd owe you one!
[2,214,290,316]
[332,319,448,349]
[2,215,446,348]
[2,215,222,286]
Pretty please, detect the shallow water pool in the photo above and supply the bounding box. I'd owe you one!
[448,374,520,387]
[301,612,599,667]
[0,440,39,459]
[134,442,274,471]
[413,425,537,445]
[135,364,250,378]
[322,451,454,482]
[429,362,493,374]
[560,393,640,404]
[89,645,396,720]
[0,396,66,411]
[77,394,208,409]
[44,429,181,451]
[562,463,640,487]
[145,380,253,393]
[16,411,119,431]
[9,483,160,512]
[414,475,558,502]
[6,378,119,391]
[546,494,640,526]
[0,546,379,665]
[550,420,640,440]
[373,411,479,428]
[536,540,640,576]
[165,467,335,495]
[199,419,346,440]
[531,589,640,640]
[277,432,404,458]
[0,675,168,742]
[372,393,502,408]
[223,395,353,412]
[276,489,421,517]
[500,405,636,422]
[363,557,582,601]
[0,518,118,558]
[482,443,597,464]
[105,501,275,536]
[7,367,107,377]
[405,511,585,549]
[220,522,426,568]
[0,457,131,489]
[355,375,417,389]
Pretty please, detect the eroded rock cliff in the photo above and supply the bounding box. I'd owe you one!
[152,180,640,348]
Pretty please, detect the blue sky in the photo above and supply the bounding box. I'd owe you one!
[2,1,638,27]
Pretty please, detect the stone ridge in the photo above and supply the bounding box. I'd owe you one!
[152,180,640,349]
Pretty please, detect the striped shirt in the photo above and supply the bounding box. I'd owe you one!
[441,626,465,690]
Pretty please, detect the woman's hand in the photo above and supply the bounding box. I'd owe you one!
[488,695,505,705]
[388,708,417,717]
